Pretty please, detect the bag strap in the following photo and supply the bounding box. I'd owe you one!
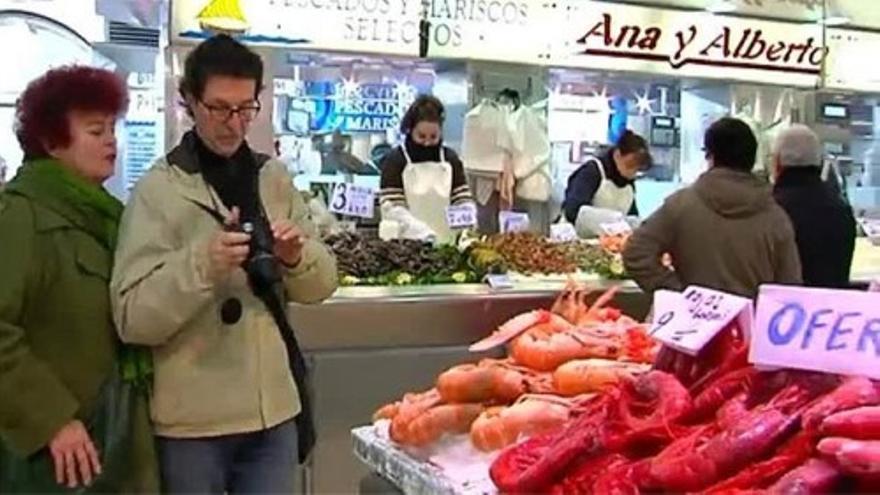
[257,287,316,465]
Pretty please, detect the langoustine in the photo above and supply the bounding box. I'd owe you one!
[643,373,839,492]
[376,388,487,447]
[469,394,580,452]
[435,358,552,404]
[489,370,693,493]
[552,358,649,397]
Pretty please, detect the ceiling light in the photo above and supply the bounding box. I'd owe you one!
[819,16,851,26]
[706,1,737,14]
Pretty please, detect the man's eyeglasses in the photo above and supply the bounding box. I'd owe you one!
[199,100,261,122]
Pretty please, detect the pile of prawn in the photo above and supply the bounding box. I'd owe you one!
[488,324,880,494]
[372,282,657,452]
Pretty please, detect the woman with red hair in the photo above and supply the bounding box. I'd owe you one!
[0,66,157,492]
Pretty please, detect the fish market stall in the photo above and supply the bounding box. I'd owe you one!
[347,282,880,494]
[290,281,651,494]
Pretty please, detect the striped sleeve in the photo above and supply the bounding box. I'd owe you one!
[447,148,474,205]
[379,148,408,207]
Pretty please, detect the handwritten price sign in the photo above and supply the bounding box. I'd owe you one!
[751,285,880,380]
[329,183,376,219]
[446,203,477,229]
[599,220,632,236]
[550,223,578,243]
[650,286,752,355]
[499,211,530,233]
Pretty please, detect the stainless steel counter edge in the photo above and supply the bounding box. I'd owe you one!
[288,281,651,351]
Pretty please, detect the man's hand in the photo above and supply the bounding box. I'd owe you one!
[272,220,305,268]
[49,420,101,488]
[206,207,250,283]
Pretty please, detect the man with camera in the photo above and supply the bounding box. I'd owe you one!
[110,35,337,492]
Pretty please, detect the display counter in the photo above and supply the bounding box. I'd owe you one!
[851,238,880,284]
[288,281,651,494]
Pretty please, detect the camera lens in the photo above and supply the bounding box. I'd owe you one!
[241,222,255,234]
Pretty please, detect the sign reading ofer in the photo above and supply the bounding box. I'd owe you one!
[751,285,880,380]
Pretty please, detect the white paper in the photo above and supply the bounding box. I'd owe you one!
[446,203,478,229]
[329,183,376,219]
[599,220,633,236]
[650,286,753,356]
[550,222,578,243]
[751,284,880,380]
[498,211,530,233]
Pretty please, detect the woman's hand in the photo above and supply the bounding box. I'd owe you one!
[49,420,102,488]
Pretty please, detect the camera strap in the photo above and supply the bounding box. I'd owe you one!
[256,286,317,465]
[185,196,317,464]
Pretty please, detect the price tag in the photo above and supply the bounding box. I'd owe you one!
[446,203,477,229]
[859,218,880,236]
[485,274,514,289]
[328,183,376,219]
[550,223,578,243]
[599,220,632,236]
[751,285,880,380]
[499,211,530,233]
[858,218,880,245]
[650,286,752,356]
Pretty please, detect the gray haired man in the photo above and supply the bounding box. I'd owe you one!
[772,124,856,288]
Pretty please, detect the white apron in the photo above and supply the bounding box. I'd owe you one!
[402,145,454,243]
[590,158,635,213]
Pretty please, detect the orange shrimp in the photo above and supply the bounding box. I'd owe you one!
[470,310,572,352]
[600,233,630,254]
[437,361,527,404]
[373,402,400,422]
[388,389,442,443]
[403,403,485,447]
[553,358,650,397]
[470,395,574,452]
[510,325,623,371]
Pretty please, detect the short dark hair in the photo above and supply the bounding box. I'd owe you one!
[16,66,128,160]
[614,130,652,169]
[179,34,264,102]
[704,117,758,171]
[400,95,444,134]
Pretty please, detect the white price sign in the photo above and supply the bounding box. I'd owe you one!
[858,218,880,238]
[550,223,578,243]
[329,183,375,219]
[599,220,632,236]
[751,285,880,380]
[485,273,514,289]
[499,211,530,233]
[650,286,753,355]
[447,204,477,229]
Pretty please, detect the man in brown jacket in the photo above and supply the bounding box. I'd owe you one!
[623,117,801,299]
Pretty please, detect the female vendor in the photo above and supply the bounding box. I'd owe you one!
[379,95,474,242]
[562,130,652,236]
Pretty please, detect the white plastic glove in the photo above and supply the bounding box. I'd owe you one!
[574,205,625,238]
[381,204,437,242]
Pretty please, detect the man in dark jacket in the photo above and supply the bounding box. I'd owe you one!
[623,117,802,299]
[772,124,856,288]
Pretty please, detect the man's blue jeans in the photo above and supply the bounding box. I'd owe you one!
[157,419,299,494]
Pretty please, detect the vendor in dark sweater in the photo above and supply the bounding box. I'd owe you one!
[562,131,651,236]
[379,95,473,242]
